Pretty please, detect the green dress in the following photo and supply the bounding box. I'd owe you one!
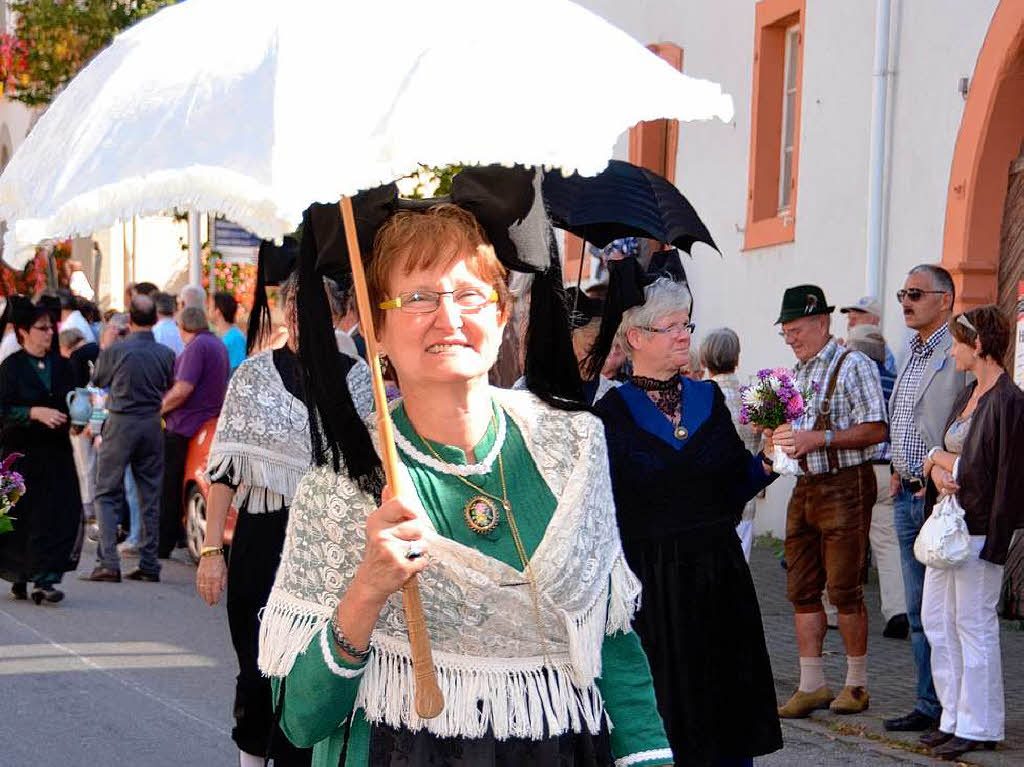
[273,403,671,767]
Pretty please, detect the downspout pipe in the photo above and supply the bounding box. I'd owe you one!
[187,210,203,287]
[865,0,892,302]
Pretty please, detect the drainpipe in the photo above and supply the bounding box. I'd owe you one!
[865,0,892,302]
[187,211,203,287]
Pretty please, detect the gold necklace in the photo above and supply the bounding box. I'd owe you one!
[417,413,549,657]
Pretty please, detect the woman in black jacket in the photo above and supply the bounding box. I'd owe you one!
[919,305,1024,759]
[594,277,782,767]
[0,301,82,604]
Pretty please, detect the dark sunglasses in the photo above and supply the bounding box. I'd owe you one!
[31,323,54,332]
[896,288,947,303]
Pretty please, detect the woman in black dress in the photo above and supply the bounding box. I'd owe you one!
[0,299,82,604]
[593,277,783,767]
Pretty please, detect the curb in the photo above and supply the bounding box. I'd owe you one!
[780,719,943,766]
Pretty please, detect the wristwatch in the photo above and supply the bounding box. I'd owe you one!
[823,430,835,448]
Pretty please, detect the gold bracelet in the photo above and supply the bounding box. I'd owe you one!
[200,546,223,559]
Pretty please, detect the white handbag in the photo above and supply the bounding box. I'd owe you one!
[913,490,971,569]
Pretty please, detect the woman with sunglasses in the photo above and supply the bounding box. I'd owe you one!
[593,277,783,767]
[917,305,1024,760]
[0,298,82,604]
[259,201,672,767]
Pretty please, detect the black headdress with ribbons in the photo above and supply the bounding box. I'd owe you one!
[581,250,690,381]
[246,235,300,354]
[296,165,585,487]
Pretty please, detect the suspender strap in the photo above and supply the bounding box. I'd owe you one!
[810,350,852,474]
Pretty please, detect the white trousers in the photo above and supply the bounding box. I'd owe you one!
[921,536,1005,741]
[735,519,754,562]
[870,464,907,621]
[69,431,97,505]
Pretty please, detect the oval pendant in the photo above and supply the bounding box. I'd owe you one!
[674,425,689,440]
[464,495,500,535]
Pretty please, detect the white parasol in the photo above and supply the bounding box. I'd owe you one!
[0,0,732,265]
[0,0,733,719]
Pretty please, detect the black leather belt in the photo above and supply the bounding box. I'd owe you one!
[900,477,925,494]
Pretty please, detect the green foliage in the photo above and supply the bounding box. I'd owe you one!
[4,0,176,106]
[397,164,464,199]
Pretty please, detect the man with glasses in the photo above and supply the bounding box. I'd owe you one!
[883,264,968,734]
[772,285,887,720]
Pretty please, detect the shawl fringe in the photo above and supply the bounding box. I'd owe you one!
[355,634,606,741]
[206,445,306,513]
[257,591,330,677]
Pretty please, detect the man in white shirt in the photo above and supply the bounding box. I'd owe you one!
[152,292,184,356]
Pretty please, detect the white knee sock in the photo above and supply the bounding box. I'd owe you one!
[845,654,868,688]
[798,656,826,692]
[239,751,263,767]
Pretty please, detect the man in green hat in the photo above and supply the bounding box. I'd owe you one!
[772,284,888,719]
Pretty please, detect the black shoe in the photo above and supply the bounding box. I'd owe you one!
[883,613,910,639]
[125,568,159,582]
[884,710,939,732]
[931,736,997,760]
[919,728,954,748]
[11,582,27,600]
[80,566,122,583]
[31,586,64,605]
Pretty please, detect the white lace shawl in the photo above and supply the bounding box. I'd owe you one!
[258,388,642,741]
[206,350,372,512]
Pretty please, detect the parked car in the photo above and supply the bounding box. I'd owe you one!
[181,417,237,564]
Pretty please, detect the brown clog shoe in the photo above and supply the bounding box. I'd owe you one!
[830,685,870,714]
[778,686,835,718]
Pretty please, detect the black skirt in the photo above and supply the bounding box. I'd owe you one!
[624,526,782,767]
[226,507,312,766]
[364,720,614,767]
[0,445,81,584]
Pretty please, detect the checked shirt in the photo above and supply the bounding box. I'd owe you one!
[890,324,950,479]
[791,337,887,475]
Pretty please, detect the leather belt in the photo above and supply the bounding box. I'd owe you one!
[900,476,925,494]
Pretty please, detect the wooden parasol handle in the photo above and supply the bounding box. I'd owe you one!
[338,197,445,720]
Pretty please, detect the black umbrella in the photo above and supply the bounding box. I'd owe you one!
[542,159,718,254]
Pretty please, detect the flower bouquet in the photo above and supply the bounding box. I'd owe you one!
[0,452,26,534]
[739,369,818,476]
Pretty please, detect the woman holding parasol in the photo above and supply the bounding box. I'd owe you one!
[257,167,673,767]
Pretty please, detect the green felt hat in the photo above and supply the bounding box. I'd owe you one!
[775,284,835,325]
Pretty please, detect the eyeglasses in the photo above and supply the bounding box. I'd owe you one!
[778,324,812,341]
[379,288,498,315]
[641,321,695,337]
[896,288,947,303]
[30,324,54,333]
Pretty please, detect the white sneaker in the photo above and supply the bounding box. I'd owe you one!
[117,541,139,555]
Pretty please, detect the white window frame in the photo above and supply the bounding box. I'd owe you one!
[778,24,801,214]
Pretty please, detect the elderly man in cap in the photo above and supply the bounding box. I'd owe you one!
[773,285,887,719]
[846,324,908,640]
[841,296,897,376]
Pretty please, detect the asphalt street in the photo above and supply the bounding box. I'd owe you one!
[1,544,237,767]
[5,539,1014,766]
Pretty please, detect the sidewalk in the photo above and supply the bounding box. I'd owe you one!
[750,537,1023,765]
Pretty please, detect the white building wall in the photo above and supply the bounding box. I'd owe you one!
[575,0,999,535]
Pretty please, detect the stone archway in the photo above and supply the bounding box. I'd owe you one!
[940,0,1024,311]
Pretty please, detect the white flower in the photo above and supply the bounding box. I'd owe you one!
[767,375,781,392]
[741,388,759,406]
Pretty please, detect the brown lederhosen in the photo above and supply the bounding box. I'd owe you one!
[785,351,876,614]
